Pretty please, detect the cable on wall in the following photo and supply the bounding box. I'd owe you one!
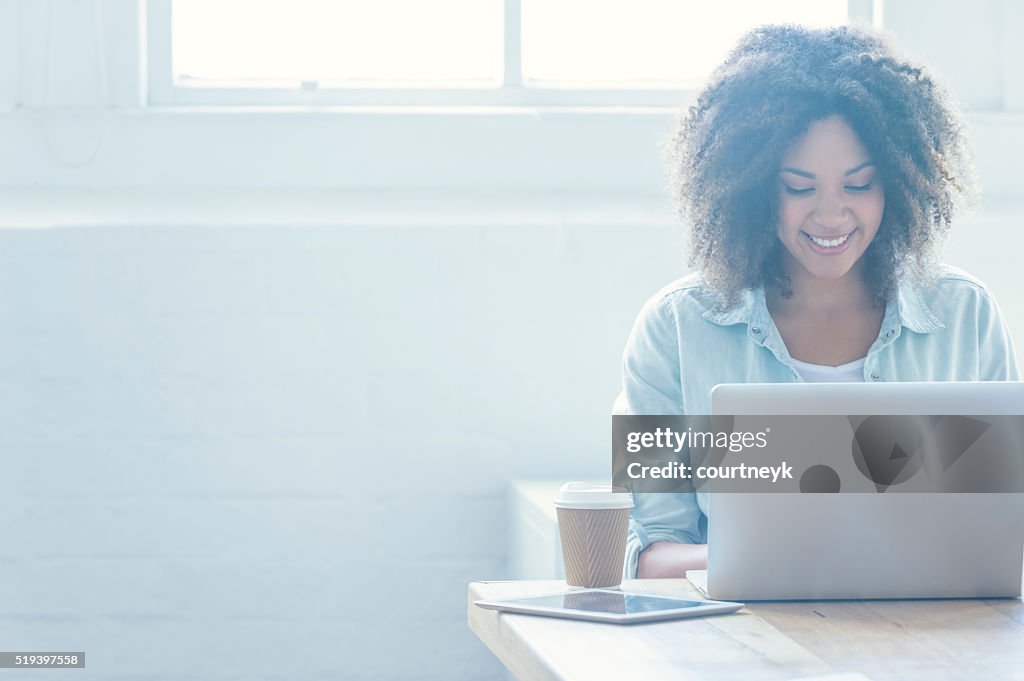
[37,0,110,169]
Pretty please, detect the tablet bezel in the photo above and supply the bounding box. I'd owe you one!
[473,589,744,624]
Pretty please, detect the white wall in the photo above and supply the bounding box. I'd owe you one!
[1,1,1022,680]
[0,194,686,680]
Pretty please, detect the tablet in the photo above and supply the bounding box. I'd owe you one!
[474,589,744,624]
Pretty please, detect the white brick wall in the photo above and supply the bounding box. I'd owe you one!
[0,207,686,680]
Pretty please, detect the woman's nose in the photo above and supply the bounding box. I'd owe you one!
[813,195,849,229]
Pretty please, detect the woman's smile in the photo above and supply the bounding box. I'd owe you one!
[801,228,856,254]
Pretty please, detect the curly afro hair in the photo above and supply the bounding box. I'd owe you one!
[669,23,976,306]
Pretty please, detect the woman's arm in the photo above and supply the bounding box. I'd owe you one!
[636,541,708,578]
[616,289,709,579]
[975,286,1021,380]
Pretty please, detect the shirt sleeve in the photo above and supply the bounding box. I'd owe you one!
[977,288,1021,381]
[613,291,707,579]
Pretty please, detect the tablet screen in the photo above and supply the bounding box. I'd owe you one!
[501,591,708,615]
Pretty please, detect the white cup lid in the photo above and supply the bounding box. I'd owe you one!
[553,482,634,509]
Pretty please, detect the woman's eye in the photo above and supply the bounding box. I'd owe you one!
[783,186,814,196]
[846,182,873,192]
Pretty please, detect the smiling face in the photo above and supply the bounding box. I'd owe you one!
[776,115,885,286]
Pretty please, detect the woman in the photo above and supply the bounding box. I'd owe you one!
[615,24,1020,579]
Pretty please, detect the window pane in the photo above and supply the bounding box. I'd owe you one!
[522,0,847,87]
[171,0,503,87]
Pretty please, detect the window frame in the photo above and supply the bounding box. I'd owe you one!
[146,0,876,108]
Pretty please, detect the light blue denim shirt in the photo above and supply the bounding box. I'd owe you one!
[613,264,1020,579]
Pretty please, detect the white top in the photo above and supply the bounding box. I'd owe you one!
[789,356,866,383]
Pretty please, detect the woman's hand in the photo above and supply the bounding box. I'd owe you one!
[636,541,708,578]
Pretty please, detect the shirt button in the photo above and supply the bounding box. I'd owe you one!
[751,327,762,335]
[885,329,895,339]
[870,371,881,381]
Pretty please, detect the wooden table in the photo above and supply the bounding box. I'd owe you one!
[467,579,1024,681]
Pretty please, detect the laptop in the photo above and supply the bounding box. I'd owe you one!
[687,381,1024,601]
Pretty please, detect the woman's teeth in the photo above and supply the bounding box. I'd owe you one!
[807,232,851,248]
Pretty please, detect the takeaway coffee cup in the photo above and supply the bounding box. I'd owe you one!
[554,482,634,589]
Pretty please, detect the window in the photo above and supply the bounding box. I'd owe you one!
[170,0,503,88]
[148,0,860,106]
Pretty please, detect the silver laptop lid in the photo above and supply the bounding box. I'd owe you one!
[703,382,1024,600]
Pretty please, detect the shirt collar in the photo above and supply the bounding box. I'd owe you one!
[701,278,945,334]
[892,279,945,333]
